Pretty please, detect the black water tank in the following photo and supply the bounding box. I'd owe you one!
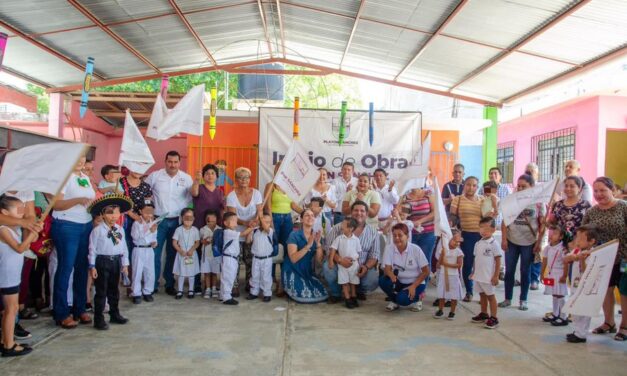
[237,63,284,100]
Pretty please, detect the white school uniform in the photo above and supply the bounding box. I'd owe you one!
[250,228,275,297]
[331,234,362,285]
[568,247,591,338]
[220,229,242,301]
[0,227,23,289]
[200,225,221,274]
[473,237,502,296]
[435,246,464,300]
[541,244,569,296]
[313,213,332,239]
[131,219,157,297]
[172,226,200,277]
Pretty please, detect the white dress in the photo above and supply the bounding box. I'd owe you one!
[435,246,464,300]
[172,226,200,277]
[200,225,221,274]
[542,244,569,296]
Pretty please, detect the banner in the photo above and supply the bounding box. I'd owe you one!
[146,94,169,140]
[0,142,88,195]
[564,240,619,317]
[259,108,422,190]
[119,110,155,174]
[148,84,204,140]
[499,177,558,226]
[273,141,319,203]
[397,132,431,195]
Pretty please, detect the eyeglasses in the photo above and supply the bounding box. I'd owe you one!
[237,176,251,180]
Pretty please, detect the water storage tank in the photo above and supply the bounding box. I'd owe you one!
[236,63,284,101]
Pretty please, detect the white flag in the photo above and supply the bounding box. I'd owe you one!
[119,109,155,174]
[273,141,319,203]
[146,94,169,140]
[398,132,431,195]
[499,178,558,226]
[564,240,619,317]
[149,84,205,141]
[433,177,452,240]
[0,142,88,195]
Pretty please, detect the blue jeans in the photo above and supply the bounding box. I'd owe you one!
[379,276,426,306]
[461,231,481,296]
[51,219,92,322]
[273,213,293,280]
[411,231,436,278]
[504,241,534,301]
[530,261,542,284]
[322,261,379,298]
[154,218,179,290]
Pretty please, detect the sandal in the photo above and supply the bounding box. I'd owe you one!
[592,322,617,334]
[1,343,33,357]
[614,327,627,341]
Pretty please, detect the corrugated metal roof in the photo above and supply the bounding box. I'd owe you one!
[78,0,174,24]
[363,0,460,33]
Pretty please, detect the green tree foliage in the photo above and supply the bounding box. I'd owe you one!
[26,83,49,114]
[283,72,363,110]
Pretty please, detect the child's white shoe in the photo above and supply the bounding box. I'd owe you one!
[410,301,423,312]
[212,288,219,299]
[386,302,399,311]
[203,288,211,299]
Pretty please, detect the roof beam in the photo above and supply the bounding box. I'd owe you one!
[275,0,287,58]
[257,0,274,58]
[0,66,52,88]
[448,0,592,92]
[339,0,366,69]
[66,0,161,74]
[394,0,468,81]
[0,19,106,81]
[167,0,218,66]
[227,68,329,75]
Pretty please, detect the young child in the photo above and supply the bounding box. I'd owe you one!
[0,195,38,357]
[172,208,200,299]
[97,165,121,195]
[310,197,331,239]
[246,213,279,302]
[199,211,220,299]
[213,212,254,305]
[130,202,158,304]
[434,229,464,320]
[540,224,570,326]
[328,217,362,309]
[470,217,502,329]
[480,181,499,218]
[564,224,599,343]
[88,196,132,330]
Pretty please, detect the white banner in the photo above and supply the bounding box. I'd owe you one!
[147,84,204,140]
[564,240,619,317]
[274,141,319,203]
[499,178,558,226]
[397,132,431,195]
[119,109,155,174]
[258,108,422,190]
[146,94,168,140]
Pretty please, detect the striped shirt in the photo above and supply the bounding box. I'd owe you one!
[405,195,434,233]
[326,222,380,264]
[450,195,484,233]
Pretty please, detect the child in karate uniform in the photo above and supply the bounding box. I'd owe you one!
[246,213,279,302]
[200,211,220,299]
[172,208,200,300]
[130,202,158,304]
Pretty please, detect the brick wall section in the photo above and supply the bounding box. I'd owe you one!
[0,84,37,112]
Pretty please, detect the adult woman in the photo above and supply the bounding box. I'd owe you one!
[51,156,95,328]
[282,209,328,303]
[192,164,225,228]
[499,174,545,311]
[548,176,591,234]
[304,168,337,224]
[226,167,263,295]
[341,173,381,226]
[403,187,435,272]
[379,223,430,311]
[450,176,488,302]
[581,177,627,340]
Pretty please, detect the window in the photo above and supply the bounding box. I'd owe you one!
[497,142,515,184]
[531,128,576,182]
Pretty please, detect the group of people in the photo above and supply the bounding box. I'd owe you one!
[0,148,625,357]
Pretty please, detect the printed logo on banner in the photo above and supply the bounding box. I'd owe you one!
[331,117,351,139]
[288,153,310,180]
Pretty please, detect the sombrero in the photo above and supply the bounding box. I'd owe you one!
[87,193,134,216]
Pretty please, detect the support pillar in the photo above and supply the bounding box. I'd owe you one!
[482,106,498,182]
[48,92,65,138]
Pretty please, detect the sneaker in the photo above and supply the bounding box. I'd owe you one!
[447,312,456,320]
[432,299,440,307]
[194,288,203,296]
[433,309,444,319]
[519,301,528,311]
[211,288,219,298]
[410,302,422,312]
[471,312,489,323]
[462,294,473,302]
[498,300,512,308]
[203,289,211,299]
[85,302,93,312]
[14,323,32,340]
[132,296,142,304]
[484,316,499,329]
[246,294,258,300]
[175,292,183,300]
[386,302,399,312]
[262,296,271,303]
[143,294,154,302]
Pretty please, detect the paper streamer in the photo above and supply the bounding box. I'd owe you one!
[79,57,94,118]
[368,102,374,147]
[338,101,347,146]
[209,87,217,140]
[0,33,7,72]
[292,97,300,140]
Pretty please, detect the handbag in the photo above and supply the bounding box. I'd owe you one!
[30,200,53,258]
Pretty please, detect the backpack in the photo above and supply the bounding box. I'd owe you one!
[212,228,234,257]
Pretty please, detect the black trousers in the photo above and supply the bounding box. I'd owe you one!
[94,255,121,320]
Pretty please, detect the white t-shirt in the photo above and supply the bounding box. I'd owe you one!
[435,246,464,276]
[251,228,275,257]
[52,173,96,223]
[226,189,263,234]
[472,237,503,284]
[331,176,357,213]
[374,184,400,219]
[303,186,337,213]
[144,169,193,218]
[173,226,200,252]
[382,243,429,284]
[330,234,362,261]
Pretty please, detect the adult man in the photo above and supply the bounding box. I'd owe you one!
[323,201,380,303]
[145,151,192,295]
[442,163,465,212]
[556,160,592,204]
[331,161,357,224]
[372,168,399,226]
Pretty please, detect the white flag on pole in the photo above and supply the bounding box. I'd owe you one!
[273,141,319,203]
[0,142,88,195]
[148,84,205,141]
[499,177,558,226]
[146,94,169,140]
[119,109,155,174]
[564,240,619,317]
[398,132,431,195]
[433,177,452,240]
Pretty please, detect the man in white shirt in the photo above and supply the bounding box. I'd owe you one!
[331,162,357,225]
[372,168,399,224]
[144,151,192,295]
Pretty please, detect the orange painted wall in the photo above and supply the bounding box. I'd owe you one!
[421,129,459,186]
